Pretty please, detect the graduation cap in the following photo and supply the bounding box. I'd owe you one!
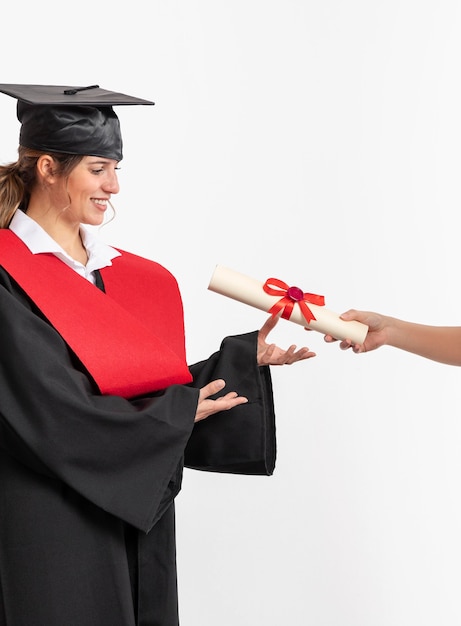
[0,84,155,161]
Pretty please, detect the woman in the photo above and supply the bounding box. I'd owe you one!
[324,308,461,365]
[0,84,314,626]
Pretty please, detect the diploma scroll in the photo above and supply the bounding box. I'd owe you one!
[208,265,368,345]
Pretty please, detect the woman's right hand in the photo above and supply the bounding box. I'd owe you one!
[194,379,248,422]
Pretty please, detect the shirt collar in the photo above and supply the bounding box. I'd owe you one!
[9,210,121,276]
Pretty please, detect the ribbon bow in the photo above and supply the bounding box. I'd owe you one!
[263,277,325,325]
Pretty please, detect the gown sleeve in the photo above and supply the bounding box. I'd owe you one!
[185,332,276,476]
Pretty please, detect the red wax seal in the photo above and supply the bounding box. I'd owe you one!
[263,276,325,325]
[287,286,304,301]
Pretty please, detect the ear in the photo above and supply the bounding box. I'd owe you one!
[36,154,58,183]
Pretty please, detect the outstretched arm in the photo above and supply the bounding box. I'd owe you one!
[324,309,461,366]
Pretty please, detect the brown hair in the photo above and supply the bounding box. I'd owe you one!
[0,147,83,228]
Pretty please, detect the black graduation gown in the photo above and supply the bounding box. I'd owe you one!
[0,266,276,626]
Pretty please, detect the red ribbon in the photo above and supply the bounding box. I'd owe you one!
[263,277,325,325]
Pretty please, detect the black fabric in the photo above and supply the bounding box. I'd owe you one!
[0,266,276,625]
[0,84,154,106]
[186,333,276,475]
[18,102,125,161]
[0,84,154,161]
[93,267,105,291]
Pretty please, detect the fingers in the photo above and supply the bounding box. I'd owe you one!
[198,378,249,404]
[340,309,378,330]
[281,344,297,363]
[198,378,225,402]
[264,343,276,358]
[339,309,359,321]
[291,346,316,361]
[259,344,316,366]
[325,336,360,351]
[280,345,316,364]
[337,338,365,353]
[195,379,249,423]
[214,391,248,404]
[258,314,279,340]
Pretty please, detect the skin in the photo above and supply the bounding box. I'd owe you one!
[324,309,461,366]
[27,155,316,423]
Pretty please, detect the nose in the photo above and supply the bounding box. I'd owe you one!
[103,170,120,194]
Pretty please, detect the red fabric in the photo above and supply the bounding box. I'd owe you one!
[0,230,192,398]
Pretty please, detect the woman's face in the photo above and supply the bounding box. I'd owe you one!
[59,156,120,226]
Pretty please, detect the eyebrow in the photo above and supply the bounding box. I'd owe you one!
[86,159,119,167]
[85,157,120,167]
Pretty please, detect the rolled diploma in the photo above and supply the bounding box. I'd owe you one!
[208,265,368,345]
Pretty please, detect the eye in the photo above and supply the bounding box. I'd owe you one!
[89,163,120,175]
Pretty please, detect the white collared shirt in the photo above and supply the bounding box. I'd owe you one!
[9,210,121,284]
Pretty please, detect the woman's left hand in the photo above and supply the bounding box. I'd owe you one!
[257,315,316,366]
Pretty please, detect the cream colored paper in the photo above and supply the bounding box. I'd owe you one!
[208,265,368,345]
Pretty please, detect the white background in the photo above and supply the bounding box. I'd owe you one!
[3,2,461,624]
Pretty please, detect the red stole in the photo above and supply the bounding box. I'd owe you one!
[0,230,192,398]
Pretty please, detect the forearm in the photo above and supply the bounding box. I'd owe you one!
[387,318,461,365]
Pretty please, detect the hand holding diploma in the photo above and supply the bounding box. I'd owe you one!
[324,309,461,366]
[208,265,368,345]
[324,309,387,353]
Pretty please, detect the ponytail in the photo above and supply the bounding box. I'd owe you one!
[0,160,25,228]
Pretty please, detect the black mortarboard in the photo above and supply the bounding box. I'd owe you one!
[0,84,155,161]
